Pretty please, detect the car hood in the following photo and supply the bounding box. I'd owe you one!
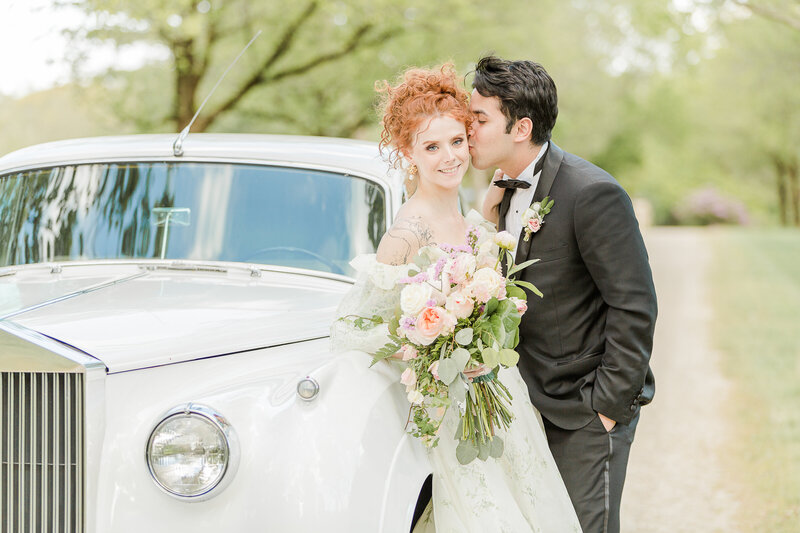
[1,262,351,373]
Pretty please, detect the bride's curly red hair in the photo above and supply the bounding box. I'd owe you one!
[376,64,472,172]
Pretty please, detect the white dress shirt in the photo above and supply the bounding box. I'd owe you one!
[503,142,549,242]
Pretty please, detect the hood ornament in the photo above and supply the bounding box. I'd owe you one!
[172,30,262,157]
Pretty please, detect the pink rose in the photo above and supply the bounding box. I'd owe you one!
[527,217,542,233]
[446,291,474,319]
[400,368,417,392]
[509,296,528,315]
[428,360,440,381]
[446,254,477,285]
[400,344,419,361]
[408,306,454,346]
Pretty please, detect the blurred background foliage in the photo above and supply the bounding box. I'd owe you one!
[1,0,799,225]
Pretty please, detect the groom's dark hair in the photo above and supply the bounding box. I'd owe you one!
[472,56,558,145]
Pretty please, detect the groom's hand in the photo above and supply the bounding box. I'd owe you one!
[598,412,617,432]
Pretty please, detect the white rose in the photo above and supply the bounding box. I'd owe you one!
[531,202,542,213]
[400,283,433,315]
[478,239,499,261]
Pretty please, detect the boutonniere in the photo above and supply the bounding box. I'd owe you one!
[521,196,554,241]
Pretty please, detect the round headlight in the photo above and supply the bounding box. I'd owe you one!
[145,404,238,500]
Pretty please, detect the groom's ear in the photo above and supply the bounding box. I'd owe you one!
[513,118,534,143]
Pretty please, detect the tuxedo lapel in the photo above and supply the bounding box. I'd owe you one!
[515,143,564,263]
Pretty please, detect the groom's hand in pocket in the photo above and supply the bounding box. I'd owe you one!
[598,412,617,432]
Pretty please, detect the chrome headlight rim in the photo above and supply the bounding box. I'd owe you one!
[145,403,240,502]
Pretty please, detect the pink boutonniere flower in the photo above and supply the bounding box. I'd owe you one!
[521,196,554,242]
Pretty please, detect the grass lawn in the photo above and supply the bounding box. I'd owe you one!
[710,227,800,531]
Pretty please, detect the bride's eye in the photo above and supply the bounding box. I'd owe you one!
[453,138,464,146]
[426,144,438,152]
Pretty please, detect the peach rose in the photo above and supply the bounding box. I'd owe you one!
[527,217,541,233]
[468,267,505,303]
[407,306,455,346]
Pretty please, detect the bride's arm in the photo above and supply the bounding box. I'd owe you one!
[481,169,505,227]
[376,216,434,265]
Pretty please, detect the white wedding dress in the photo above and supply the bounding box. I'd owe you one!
[330,214,582,533]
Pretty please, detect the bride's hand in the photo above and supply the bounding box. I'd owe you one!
[462,364,492,381]
[481,169,505,226]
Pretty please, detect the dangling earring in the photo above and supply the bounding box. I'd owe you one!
[408,164,418,180]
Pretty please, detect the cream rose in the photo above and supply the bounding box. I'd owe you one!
[445,291,475,319]
[407,389,425,405]
[400,283,433,315]
[468,267,506,303]
[493,230,517,251]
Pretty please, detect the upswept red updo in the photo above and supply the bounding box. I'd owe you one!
[376,64,472,176]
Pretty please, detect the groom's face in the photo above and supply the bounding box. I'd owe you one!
[468,90,514,171]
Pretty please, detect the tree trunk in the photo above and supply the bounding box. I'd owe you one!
[775,158,788,226]
[173,39,201,131]
[788,158,800,227]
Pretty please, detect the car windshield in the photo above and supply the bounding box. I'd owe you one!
[0,162,387,277]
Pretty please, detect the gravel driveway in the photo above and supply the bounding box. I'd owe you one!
[621,227,741,532]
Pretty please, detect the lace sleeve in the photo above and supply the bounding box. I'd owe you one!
[329,254,414,354]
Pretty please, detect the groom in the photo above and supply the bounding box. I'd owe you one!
[468,56,657,533]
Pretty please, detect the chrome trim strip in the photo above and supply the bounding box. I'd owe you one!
[0,321,104,373]
[0,271,147,322]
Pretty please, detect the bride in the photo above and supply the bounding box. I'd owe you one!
[332,64,582,533]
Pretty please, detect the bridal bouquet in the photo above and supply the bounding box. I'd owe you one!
[363,224,540,465]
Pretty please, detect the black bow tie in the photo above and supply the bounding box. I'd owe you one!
[491,147,548,191]
[493,179,530,189]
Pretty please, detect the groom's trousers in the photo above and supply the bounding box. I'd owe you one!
[543,412,640,533]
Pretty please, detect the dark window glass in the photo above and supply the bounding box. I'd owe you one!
[0,162,386,276]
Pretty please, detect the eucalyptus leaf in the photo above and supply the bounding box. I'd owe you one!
[498,348,520,367]
[482,347,500,369]
[456,439,479,465]
[477,440,491,461]
[437,358,459,385]
[506,284,526,299]
[489,436,504,458]
[484,297,499,315]
[454,418,464,440]
[451,347,470,372]
[449,377,467,404]
[468,382,476,402]
[455,328,474,346]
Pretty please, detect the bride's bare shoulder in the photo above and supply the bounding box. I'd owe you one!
[376,208,435,266]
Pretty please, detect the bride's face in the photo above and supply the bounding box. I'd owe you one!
[407,115,469,190]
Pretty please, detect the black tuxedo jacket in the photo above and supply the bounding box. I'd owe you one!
[499,143,657,430]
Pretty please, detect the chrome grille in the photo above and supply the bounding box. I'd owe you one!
[1,372,84,533]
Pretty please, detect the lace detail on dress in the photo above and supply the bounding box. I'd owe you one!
[329,254,414,354]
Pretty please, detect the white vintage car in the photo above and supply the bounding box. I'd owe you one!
[0,134,432,532]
